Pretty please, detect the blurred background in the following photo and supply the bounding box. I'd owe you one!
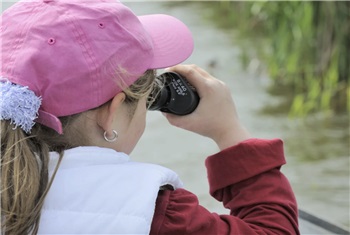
[2,0,349,232]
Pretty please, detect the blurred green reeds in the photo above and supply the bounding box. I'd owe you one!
[205,1,349,116]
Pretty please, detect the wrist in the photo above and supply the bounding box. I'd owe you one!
[214,126,251,151]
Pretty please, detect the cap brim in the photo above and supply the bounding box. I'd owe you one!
[138,14,194,69]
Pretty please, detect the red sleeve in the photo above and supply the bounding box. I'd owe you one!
[150,138,300,235]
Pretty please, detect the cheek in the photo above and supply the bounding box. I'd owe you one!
[124,111,146,155]
[136,124,145,141]
[136,109,147,136]
[131,101,147,139]
[132,116,145,136]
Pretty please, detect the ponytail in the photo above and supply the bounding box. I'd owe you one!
[1,121,65,235]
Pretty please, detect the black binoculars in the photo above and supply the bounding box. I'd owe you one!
[147,72,199,115]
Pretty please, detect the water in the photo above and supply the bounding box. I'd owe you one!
[125,1,350,231]
[2,1,349,231]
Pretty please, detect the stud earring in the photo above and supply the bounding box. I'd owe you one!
[103,130,118,142]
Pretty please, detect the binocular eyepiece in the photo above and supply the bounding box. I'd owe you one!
[147,72,199,115]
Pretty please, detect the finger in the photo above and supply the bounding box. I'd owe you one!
[166,65,208,90]
[167,64,209,77]
[189,65,213,78]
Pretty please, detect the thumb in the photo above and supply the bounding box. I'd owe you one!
[162,112,193,130]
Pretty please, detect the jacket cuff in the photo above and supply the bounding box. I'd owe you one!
[205,138,286,196]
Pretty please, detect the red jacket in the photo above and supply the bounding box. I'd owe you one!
[150,138,300,235]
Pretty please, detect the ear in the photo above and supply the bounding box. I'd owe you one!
[97,92,126,132]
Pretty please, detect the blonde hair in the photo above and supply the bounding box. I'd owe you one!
[0,70,156,234]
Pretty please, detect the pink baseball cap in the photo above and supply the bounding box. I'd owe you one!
[0,0,194,134]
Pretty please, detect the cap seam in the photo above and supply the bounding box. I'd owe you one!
[5,3,43,82]
[60,7,100,109]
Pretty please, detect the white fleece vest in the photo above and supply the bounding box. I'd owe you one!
[38,146,183,235]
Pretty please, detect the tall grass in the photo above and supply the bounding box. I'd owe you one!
[206,1,349,116]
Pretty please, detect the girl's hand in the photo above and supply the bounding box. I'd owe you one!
[163,64,251,150]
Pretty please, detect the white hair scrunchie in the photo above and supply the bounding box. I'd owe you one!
[0,79,41,133]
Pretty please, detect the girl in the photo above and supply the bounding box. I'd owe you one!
[1,0,299,234]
